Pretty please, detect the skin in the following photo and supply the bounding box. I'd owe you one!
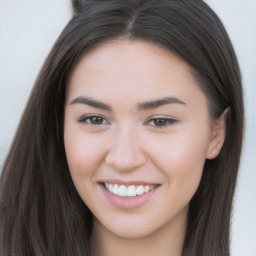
[64,40,226,256]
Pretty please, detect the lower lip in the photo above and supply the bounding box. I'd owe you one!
[100,183,160,210]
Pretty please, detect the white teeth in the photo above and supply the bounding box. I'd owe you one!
[118,185,127,196]
[109,184,113,193]
[136,185,144,195]
[127,185,136,197]
[144,185,149,193]
[104,183,157,197]
[113,184,119,195]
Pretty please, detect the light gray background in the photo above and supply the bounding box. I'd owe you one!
[0,0,255,255]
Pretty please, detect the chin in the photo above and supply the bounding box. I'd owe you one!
[110,225,157,240]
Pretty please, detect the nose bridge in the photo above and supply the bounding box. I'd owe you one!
[105,123,146,171]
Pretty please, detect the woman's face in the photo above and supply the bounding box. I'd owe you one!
[64,40,224,239]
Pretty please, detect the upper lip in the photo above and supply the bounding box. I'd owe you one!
[99,179,160,186]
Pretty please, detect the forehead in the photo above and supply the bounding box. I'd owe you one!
[67,39,207,109]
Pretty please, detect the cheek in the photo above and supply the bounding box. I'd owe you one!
[150,132,208,168]
[146,127,210,191]
[172,135,208,173]
[64,130,108,208]
[64,130,105,180]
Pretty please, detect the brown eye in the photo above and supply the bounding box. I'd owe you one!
[147,118,178,128]
[89,116,104,125]
[79,115,108,125]
[153,118,169,126]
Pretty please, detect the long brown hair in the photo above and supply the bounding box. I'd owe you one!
[0,0,244,255]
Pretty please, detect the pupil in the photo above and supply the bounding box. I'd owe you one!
[155,118,166,126]
[91,117,103,124]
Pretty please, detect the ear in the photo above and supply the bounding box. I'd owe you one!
[206,108,229,160]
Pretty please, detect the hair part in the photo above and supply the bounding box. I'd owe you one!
[0,1,244,255]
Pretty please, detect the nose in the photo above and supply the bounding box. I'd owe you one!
[105,126,147,172]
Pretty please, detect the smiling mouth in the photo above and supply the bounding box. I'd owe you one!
[104,183,159,197]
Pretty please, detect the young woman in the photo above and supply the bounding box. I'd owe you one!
[0,0,244,255]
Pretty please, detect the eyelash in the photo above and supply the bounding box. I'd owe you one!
[78,115,109,125]
[78,115,178,128]
[146,117,178,128]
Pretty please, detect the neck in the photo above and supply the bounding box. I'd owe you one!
[90,207,188,256]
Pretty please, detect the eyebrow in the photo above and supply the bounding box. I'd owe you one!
[69,96,186,111]
[137,97,186,111]
[69,96,113,111]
